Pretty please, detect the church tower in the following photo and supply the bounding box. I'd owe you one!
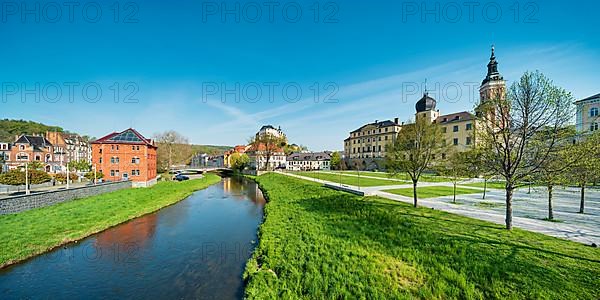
[477,45,506,120]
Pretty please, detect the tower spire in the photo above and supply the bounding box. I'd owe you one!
[482,45,503,85]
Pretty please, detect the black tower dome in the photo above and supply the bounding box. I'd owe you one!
[415,92,436,113]
[482,45,504,85]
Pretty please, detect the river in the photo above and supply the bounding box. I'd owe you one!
[0,176,266,299]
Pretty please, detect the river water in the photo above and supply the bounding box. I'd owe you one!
[0,176,266,299]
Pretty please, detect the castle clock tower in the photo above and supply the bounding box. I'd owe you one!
[477,46,507,120]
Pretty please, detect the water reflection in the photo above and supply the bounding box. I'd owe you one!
[0,176,265,300]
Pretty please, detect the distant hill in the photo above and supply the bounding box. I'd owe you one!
[0,119,64,142]
[0,119,94,142]
[191,144,233,155]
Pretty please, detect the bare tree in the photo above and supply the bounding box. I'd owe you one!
[478,71,574,229]
[386,116,444,207]
[154,130,192,173]
[248,133,287,171]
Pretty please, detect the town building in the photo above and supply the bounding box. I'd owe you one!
[91,128,158,187]
[6,134,56,172]
[247,125,287,171]
[286,152,332,171]
[223,145,249,168]
[46,131,92,173]
[575,93,600,134]
[0,142,11,173]
[343,47,505,170]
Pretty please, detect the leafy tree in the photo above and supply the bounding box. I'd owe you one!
[230,153,250,172]
[248,133,287,171]
[67,159,91,172]
[154,130,193,172]
[386,117,444,207]
[532,127,577,220]
[330,152,341,170]
[436,150,474,203]
[565,132,600,214]
[0,169,51,185]
[284,144,308,155]
[478,71,574,229]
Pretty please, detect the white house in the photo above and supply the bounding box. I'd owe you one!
[286,152,332,171]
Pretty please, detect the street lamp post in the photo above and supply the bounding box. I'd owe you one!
[25,163,30,195]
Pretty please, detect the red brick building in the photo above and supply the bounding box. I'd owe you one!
[91,128,158,187]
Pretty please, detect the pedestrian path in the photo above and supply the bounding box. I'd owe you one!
[277,171,600,245]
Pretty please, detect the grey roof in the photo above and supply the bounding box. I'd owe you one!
[575,93,600,103]
[15,135,53,151]
[287,152,331,161]
[437,111,475,124]
[351,120,398,133]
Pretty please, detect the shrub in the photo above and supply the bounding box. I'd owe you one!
[84,171,104,180]
[54,173,79,183]
[0,169,52,185]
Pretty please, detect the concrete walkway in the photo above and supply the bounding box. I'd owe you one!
[278,171,600,245]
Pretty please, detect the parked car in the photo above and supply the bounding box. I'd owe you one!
[173,174,189,181]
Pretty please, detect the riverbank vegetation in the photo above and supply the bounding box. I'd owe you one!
[244,173,600,299]
[0,174,221,268]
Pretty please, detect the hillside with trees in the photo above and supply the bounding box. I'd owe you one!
[0,119,64,142]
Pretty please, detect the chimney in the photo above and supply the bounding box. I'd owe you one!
[375,119,378,124]
[394,118,399,124]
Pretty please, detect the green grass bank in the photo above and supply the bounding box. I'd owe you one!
[244,173,600,299]
[0,174,221,268]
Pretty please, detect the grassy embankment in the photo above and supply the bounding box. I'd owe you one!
[244,173,600,299]
[0,174,221,268]
[383,186,481,198]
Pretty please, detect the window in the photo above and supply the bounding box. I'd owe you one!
[116,145,119,151]
[466,123,472,130]
[466,137,472,145]
[110,170,115,176]
[442,127,447,133]
[385,128,388,132]
[378,145,382,152]
[591,107,599,117]
[99,158,102,163]
[19,145,25,150]
[453,125,459,132]
[442,153,446,159]
[378,137,382,141]
[385,136,388,140]
[590,123,599,132]
[110,157,115,164]
[453,138,459,146]
[35,155,41,161]
[111,145,114,150]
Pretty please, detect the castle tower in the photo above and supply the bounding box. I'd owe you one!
[415,80,440,123]
[477,45,506,121]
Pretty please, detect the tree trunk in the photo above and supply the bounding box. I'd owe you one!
[547,185,553,220]
[483,178,487,200]
[412,181,418,207]
[580,182,586,214]
[505,186,513,230]
[453,182,456,203]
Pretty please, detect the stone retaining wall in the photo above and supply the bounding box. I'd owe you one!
[0,181,132,215]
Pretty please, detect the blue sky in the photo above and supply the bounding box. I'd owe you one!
[1,0,599,150]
